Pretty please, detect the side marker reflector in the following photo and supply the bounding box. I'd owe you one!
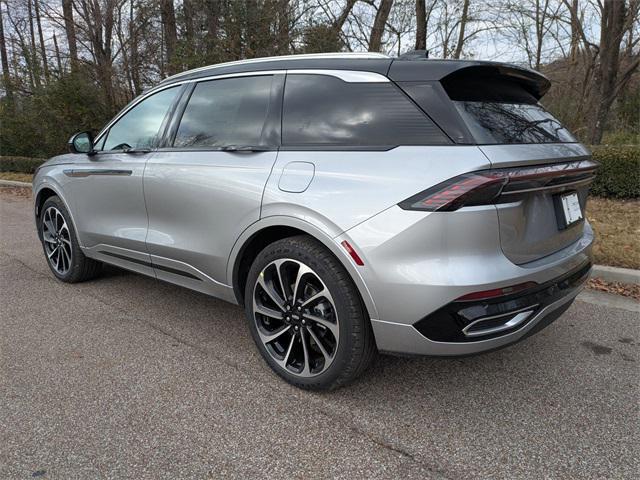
[341,240,364,266]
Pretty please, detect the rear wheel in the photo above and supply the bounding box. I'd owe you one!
[245,235,376,390]
[39,196,102,283]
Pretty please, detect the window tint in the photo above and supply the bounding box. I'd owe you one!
[174,76,273,148]
[442,74,576,144]
[103,86,179,151]
[282,74,449,146]
[453,101,576,144]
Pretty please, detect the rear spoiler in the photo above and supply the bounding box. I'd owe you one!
[388,60,551,100]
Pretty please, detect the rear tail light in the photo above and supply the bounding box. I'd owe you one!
[399,172,506,212]
[399,159,599,212]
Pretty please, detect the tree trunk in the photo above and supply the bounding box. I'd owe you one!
[34,0,49,80]
[0,4,12,99]
[130,0,141,95]
[26,0,41,87]
[369,0,393,52]
[52,33,63,75]
[589,0,627,144]
[335,0,358,30]
[415,0,426,50]
[204,0,221,58]
[277,0,291,54]
[160,0,178,76]
[183,0,195,61]
[452,0,470,59]
[62,0,79,72]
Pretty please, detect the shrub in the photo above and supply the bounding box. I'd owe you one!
[0,156,45,174]
[590,145,640,199]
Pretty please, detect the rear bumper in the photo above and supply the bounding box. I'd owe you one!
[371,261,589,356]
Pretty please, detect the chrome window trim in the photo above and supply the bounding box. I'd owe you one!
[94,69,389,145]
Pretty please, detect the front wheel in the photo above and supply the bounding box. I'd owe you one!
[39,196,102,283]
[244,235,376,390]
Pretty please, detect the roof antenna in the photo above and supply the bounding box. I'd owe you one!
[425,50,429,59]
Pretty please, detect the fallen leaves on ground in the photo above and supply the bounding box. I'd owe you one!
[588,277,640,301]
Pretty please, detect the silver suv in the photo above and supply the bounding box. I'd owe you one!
[33,53,595,390]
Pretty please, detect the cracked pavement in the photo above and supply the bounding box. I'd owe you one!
[1,188,638,479]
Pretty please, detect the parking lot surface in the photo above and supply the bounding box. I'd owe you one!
[1,189,638,479]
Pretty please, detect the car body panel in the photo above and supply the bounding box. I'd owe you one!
[64,151,151,252]
[144,150,278,286]
[342,204,593,327]
[226,214,379,319]
[262,146,491,235]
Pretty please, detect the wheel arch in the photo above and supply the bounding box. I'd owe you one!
[33,182,80,246]
[228,216,379,320]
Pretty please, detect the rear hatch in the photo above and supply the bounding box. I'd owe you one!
[396,62,597,264]
[440,66,595,264]
[478,144,594,264]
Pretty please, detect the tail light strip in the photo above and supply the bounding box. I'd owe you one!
[399,159,598,212]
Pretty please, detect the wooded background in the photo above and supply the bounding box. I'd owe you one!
[0,0,638,158]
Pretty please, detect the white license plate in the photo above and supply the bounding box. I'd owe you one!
[560,192,583,226]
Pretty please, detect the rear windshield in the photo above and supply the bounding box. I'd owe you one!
[443,76,576,144]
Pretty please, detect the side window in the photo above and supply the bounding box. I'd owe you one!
[282,74,450,146]
[102,86,179,151]
[174,76,273,148]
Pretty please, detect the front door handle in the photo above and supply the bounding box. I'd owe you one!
[63,169,133,178]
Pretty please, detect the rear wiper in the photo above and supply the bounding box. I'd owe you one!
[220,145,270,152]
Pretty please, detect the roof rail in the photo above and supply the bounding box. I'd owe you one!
[162,52,390,83]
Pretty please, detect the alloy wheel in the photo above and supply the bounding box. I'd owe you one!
[252,259,339,377]
[42,206,72,276]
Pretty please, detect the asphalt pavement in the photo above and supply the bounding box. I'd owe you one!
[1,188,638,479]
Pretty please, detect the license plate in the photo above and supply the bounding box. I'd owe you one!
[556,192,583,229]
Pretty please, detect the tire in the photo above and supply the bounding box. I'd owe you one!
[39,195,102,283]
[244,235,376,390]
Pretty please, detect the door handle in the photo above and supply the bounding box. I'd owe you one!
[63,169,133,178]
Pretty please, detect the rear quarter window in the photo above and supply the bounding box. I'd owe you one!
[282,74,450,147]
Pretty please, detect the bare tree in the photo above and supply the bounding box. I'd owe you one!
[452,0,469,58]
[369,0,394,51]
[415,0,426,49]
[590,0,639,143]
[0,2,12,98]
[33,0,49,79]
[160,0,178,75]
[61,0,78,71]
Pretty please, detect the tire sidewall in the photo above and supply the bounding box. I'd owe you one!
[244,237,365,389]
[39,196,84,282]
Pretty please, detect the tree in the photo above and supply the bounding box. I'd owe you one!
[62,0,78,72]
[160,0,178,75]
[369,0,394,51]
[590,0,639,143]
[0,2,12,99]
[33,0,49,80]
[452,0,469,58]
[415,0,426,49]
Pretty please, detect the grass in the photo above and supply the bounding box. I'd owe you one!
[587,197,640,269]
[0,171,637,269]
[0,172,33,183]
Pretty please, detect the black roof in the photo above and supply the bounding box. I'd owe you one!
[158,53,551,99]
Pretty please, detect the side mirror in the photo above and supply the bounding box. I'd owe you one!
[68,131,94,154]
